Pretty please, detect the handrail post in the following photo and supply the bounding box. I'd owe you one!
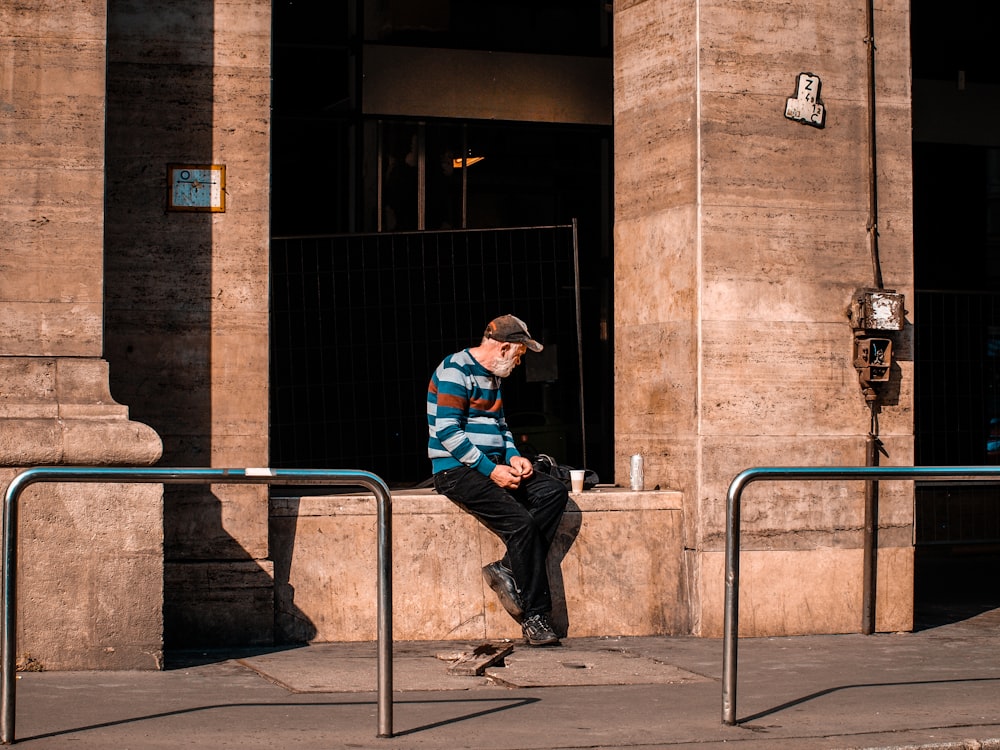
[2,467,394,745]
[721,469,753,725]
[371,474,393,738]
[0,470,23,744]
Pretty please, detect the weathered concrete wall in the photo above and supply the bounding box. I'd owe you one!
[613,0,914,636]
[103,0,272,647]
[0,1,164,669]
[271,489,686,642]
[0,1,105,356]
[5,473,164,670]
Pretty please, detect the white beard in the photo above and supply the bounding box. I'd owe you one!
[490,349,520,378]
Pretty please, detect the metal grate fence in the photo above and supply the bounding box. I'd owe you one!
[915,290,1000,544]
[270,225,581,486]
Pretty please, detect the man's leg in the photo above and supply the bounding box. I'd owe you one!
[504,471,568,645]
[501,471,568,578]
[433,466,564,622]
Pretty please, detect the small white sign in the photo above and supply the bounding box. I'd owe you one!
[784,73,826,128]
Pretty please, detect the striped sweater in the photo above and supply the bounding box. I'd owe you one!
[427,349,519,476]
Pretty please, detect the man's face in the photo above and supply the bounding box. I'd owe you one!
[491,343,526,378]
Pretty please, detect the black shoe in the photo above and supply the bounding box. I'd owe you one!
[482,562,524,622]
[521,613,560,646]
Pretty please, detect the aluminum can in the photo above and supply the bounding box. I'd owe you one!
[629,454,643,491]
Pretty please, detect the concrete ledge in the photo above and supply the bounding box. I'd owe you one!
[270,488,687,642]
[270,486,682,517]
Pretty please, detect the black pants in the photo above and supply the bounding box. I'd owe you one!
[433,465,568,617]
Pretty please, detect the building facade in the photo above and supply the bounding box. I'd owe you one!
[2,0,996,668]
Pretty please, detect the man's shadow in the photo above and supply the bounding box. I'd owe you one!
[546,497,582,638]
[160,486,319,659]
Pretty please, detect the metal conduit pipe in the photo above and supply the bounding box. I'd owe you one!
[865,0,884,291]
[862,401,883,635]
[861,0,885,633]
[2,466,394,744]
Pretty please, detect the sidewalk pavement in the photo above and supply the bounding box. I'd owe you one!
[10,607,1000,749]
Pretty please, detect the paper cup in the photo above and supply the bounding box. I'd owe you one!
[569,469,586,492]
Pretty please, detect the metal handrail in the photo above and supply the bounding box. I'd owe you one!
[722,465,1000,726]
[1,467,394,744]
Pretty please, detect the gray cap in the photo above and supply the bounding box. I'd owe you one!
[484,314,543,352]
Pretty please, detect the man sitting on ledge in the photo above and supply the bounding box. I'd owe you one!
[426,314,568,646]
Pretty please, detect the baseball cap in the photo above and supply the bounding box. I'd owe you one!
[484,314,544,352]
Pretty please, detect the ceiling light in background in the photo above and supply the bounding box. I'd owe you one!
[452,153,485,169]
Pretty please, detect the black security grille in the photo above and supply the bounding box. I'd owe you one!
[915,290,1000,544]
[270,225,581,486]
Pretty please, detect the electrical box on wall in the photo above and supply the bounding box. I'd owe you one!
[849,288,904,401]
[853,337,892,383]
[850,289,905,332]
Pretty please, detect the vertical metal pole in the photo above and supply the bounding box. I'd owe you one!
[374,476,393,738]
[862,406,880,635]
[864,0,884,290]
[862,0,883,626]
[416,122,426,231]
[721,471,747,725]
[0,471,22,744]
[572,218,587,469]
[861,435,878,635]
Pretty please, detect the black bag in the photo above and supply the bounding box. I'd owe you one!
[532,454,599,490]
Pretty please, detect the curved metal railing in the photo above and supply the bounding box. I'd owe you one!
[723,465,1000,726]
[2,466,394,744]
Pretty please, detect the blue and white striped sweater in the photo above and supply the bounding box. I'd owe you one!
[427,349,519,476]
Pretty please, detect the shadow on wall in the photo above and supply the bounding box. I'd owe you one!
[102,0,314,648]
[159,488,315,648]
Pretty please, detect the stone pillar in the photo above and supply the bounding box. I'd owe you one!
[104,0,273,647]
[613,0,914,636]
[0,1,164,668]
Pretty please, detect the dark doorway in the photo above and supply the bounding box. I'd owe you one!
[911,0,1000,627]
[269,0,614,483]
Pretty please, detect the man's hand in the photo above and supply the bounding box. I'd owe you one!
[509,455,534,478]
[490,464,524,489]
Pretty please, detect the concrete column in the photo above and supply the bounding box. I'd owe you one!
[0,1,164,668]
[613,0,914,636]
